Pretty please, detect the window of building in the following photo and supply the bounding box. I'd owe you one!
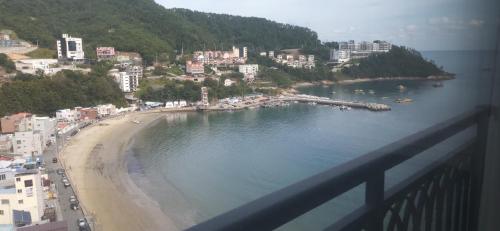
[16,140,21,144]
[17,189,22,193]
[18,200,23,204]
[16,177,20,182]
[1,200,8,205]
[0,174,5,181]
[24,180,33,187]
[0,210,3,215]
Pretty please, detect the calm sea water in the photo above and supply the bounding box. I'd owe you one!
[128,51,496,230]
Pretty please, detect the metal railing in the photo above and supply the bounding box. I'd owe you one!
[187,106,491,231]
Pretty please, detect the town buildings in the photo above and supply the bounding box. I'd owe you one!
[0,168,46,226]
[0,113,56,157]
[268,51,315,69]
[55,109,78,123]
[193,46,248,66]
[96,47,116,61]
[56,34,85,61]
[0,30,20,47]
[186,61,205,75]
[331,40,392,63]
[239,64,259,83]
[14,59,59,76]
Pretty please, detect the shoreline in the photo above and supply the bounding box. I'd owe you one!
[59,112,180,231]
[292,75,454,88]
[333,75,455,85]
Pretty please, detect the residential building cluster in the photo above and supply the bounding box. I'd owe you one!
[0,113,56,158]
[261,51,315,69]
[99,47,144,93]
[330,40,392,63]
[238,64,259,83]
[193,46,248,66]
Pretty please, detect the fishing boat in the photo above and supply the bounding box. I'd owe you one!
[396,98,413,103]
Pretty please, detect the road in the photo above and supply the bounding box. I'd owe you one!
[44,126,89,231]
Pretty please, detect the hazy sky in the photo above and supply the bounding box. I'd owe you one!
[156,0,499,51]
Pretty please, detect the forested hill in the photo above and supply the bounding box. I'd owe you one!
[342,46,447,78]
[0,0,320,63]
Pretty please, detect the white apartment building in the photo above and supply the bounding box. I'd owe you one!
[268,51,275,58]
[0,170,45,226]
[33,117,56,146]
[12,132,43,157]
[96,104,117,117]
[331,40,392,63]
[239,64,259,76]
[56,34,85,61]
[55,109,78,123]
[126,65,143,80]
[116,72,132,93]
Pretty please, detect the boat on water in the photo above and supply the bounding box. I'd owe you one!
[368,90,376,94]
[433,82,444,88]
[354,89,365,95]
[398,85,406,91]
[339,105,352,111]
[396,98,413,103]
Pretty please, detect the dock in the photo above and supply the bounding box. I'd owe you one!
[278,95,391,111]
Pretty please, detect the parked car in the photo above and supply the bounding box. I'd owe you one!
[69,195,79,205]
[78,218,89,231]
[70,203,79,210]
[64,181,71,188]
[52,157,58,163]
[56,169,65,175]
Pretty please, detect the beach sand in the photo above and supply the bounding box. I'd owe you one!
[60,112,179,231]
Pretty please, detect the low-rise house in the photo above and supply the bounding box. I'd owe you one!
[116,51,142,64]
[55,109,78,123]
[76,108,98,121]
[186,61,204,75]
[96,47,116,61]
[1,113,32,134]
[14,59,59,76]
[96,104,117,118]
[224,79,234,87]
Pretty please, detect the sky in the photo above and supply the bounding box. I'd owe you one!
[155,0,499,51]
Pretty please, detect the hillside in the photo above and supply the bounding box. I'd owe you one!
[0,67,127,117]
[342,46,447,78]
[0,0,320,63]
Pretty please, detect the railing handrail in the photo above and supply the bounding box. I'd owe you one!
[186,107,489,231]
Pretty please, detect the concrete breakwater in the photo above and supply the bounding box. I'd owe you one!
[278,95,391,111]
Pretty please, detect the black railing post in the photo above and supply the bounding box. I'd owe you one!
[469,107,490,230]
[365,173,385,231]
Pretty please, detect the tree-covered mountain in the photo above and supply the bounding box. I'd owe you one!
[342,46,447,78]
[0,69,127,117]
[0,0,320,63]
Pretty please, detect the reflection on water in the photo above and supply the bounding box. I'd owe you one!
[129,51,496,230]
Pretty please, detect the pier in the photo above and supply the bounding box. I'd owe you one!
[278,94,391,111]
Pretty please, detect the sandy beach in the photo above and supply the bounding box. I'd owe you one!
[59,112,179,231]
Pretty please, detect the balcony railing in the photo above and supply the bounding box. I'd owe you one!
[187,106,491,231]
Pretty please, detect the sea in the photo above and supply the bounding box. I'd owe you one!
[127,50,496,230]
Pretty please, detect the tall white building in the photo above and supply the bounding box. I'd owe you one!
[55,109,78,122]
[116,72,132,93]
[33,117,56,146]
[0,170,45,226]
[239,64,259,76]
[12,131,43,157]
[56,34,85,61]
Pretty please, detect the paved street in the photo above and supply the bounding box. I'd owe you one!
[44,128,89,231]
